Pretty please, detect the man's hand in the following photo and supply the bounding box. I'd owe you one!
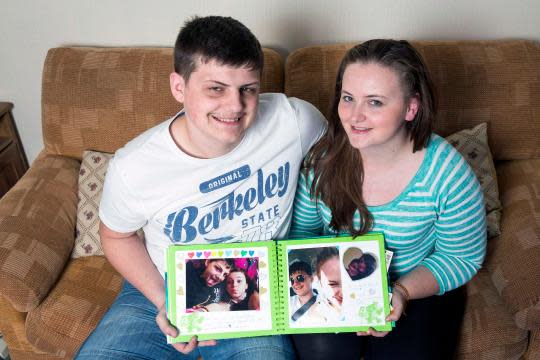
[356,287,407,338]
[155,303,216,354]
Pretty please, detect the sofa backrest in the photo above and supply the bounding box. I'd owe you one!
[41,47,283,159]
[285,40,540,161]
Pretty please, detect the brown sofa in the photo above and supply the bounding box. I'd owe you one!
[1,40,539,359]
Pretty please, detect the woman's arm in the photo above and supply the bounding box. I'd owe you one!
[420,154,487,295]
[248,290,260,310]
[362,146,487,338]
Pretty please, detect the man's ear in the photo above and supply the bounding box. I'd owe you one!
[405,95,420,122]
[170,72,186,103]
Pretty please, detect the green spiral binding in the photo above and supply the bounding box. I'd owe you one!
[273,242,288,333]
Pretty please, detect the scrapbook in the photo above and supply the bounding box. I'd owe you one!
[165,233,392,342]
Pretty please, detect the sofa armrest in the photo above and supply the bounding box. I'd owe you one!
[0,153,80,312]
[488,158,540,330]
[525,329,540,360]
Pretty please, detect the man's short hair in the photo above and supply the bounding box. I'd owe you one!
[289,260,313,276]
[174,15,264,81]
[208,258,235,267]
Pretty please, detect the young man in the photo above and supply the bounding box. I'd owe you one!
[289,261,317,321]
[289,261,339,325]
[186,259,233,309]
[75,16,326,360]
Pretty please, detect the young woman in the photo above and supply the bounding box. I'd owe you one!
[314,247,343,309]
[225,269,256,311]
[289,39,487,360]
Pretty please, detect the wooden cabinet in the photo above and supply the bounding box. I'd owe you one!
[0,102,29,197]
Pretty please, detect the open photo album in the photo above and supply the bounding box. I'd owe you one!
[165,233,392,342]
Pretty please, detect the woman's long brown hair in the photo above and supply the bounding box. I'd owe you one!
[304,40,437,237]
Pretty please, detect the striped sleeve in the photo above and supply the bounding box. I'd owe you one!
[420,143,487,294]
[289,172,324,238]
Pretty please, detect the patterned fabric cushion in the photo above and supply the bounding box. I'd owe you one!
[72,150,113,258]
[446,123,502,238]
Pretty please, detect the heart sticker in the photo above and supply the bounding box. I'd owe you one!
[187,252,194,259]
[343,247,377,281]
[203,251,211,258]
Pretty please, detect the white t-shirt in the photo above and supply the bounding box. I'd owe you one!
[100,93,327,276]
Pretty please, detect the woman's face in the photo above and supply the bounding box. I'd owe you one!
[319,256,343,305]
[337,62,418,154]
[226,271,248,300]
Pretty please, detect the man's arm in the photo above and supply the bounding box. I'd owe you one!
[100,222,165,307]
[99,222,216,353]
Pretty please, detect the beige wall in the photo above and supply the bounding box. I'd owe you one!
[1,0,539,163]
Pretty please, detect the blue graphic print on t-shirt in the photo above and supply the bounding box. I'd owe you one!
[164,162,290,244]
[199,165,251,193]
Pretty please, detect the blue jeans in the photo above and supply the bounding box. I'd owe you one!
[75,281,295,360]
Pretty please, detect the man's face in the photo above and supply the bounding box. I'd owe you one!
[170,58,260,158]
[202,259,231,287]
[290,271,313,297]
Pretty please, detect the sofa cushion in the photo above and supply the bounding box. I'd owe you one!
[72,151,113,258]
[446,123,502,238]
[489,158,540,330]
[457,268,528,359]
[41,47,284,160]
[25,256,122,358]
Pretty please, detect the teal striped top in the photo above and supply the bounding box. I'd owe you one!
[289,134,487,294]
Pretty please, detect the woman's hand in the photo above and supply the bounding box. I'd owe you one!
[248,290,260,310]
[155,303,216,354]
[356,285,408,338]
